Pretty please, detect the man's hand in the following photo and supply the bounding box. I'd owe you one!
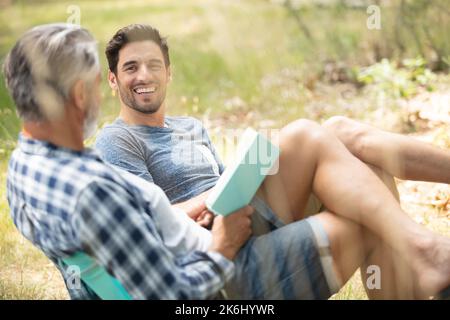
[195,209,215,228]
[208,205,253,260]
[172,190,214,227]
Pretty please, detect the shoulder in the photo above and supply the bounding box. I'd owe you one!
[95,120,143,154]
[56,156,124,193]
[167,116,204,128]
[96,119,136,142]
[74,167,168,227]
[74,164,140,211]
[167,116,207,136]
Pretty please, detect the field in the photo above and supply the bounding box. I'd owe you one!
[0,0,448,299]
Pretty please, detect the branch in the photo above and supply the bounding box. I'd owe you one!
[283,0,314,43]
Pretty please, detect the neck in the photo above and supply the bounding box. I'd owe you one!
[119,102,166,127]
[22,109,85,152]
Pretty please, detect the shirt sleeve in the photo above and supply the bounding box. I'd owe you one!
[74,179,234,299]
[113,167,213,253]
[201,124,225,175]
[95,127,154,183]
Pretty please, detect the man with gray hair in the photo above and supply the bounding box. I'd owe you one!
[4,24,450,300]
[4,23,253,299]
[4,24,101,139]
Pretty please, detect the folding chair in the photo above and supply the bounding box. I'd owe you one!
[62,252,132,300]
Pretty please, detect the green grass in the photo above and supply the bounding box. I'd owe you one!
[1,0,413,137]
[0,159,68,299]
[0,131,369,300]
[0,0,448,300]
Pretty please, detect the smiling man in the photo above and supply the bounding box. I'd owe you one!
[101,25,224,222]
[4,23,256,300]
[95,24,450,299]
[109,39,169,119]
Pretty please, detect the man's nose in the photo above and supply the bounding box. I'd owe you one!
[136,65,153,82]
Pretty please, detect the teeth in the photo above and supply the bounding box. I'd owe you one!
[135,87,156,94]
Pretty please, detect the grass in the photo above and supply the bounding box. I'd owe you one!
[2,0,428,133]
[0,159,68,299]
[0,0,448,300]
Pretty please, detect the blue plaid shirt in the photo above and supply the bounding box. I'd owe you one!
[6,134,234,299]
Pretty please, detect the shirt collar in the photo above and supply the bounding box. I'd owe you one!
[18,133,102,161]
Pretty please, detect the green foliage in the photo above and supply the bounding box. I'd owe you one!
[443,55,450,68]
[284,0,450,72]
[395,0,450,71]
[0,0,449,300]
[356,57,436,98]
[0,76,20,147]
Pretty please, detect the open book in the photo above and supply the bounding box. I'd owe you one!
[205,128,280,216]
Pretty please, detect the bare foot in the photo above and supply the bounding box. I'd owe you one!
[410,234,450,299]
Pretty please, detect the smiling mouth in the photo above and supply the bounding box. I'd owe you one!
[133,86,156,94]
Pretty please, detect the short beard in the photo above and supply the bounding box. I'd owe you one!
[117,82,163,115]
[126,104,160,114]
[83,100,99,140]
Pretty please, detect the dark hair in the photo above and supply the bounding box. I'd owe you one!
[105,24,170,74]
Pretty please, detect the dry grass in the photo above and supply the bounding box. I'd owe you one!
[0,0,448,301]
[1,127,448,300]
[0,162,68,299]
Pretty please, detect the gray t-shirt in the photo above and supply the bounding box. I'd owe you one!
[95,117,224,204]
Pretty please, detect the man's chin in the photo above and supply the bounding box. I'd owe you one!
[138,108,159,115]
[131,103,161,114]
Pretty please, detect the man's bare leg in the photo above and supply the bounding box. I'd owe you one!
[257,119,450,298]
[264,161,417,299]
[321,116,450,297]
[322,116,450,183]
[360,165,408,299]
[315,211,419,299]
[357,164,417,299]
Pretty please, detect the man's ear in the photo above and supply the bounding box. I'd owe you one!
[108,70,118,90]
[71,79,86,113]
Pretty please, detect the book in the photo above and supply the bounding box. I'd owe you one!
[205,128,280,216]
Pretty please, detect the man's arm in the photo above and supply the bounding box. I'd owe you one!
[75,180,251,299]
[172,121,225,226]
[201,122,225,174]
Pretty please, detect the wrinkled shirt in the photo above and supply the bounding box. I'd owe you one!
[6,134,233,299]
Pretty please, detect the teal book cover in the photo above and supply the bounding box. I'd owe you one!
[206,128,280,216]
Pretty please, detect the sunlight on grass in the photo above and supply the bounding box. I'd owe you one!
[0,0,448,300]
[0,160,68,300]
[332,272,368,300]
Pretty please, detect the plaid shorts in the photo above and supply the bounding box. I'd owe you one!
[223,196,341,300]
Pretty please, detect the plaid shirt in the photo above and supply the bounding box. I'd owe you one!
[6,134,234,299]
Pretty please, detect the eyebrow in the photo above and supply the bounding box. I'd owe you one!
[121,58,164,70]
[122,60,138,70]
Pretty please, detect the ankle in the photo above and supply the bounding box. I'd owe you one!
[400,228,436,263]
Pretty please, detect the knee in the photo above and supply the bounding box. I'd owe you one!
[322,116,351,132]
[280,119,329,151]
[322,116,369,157]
